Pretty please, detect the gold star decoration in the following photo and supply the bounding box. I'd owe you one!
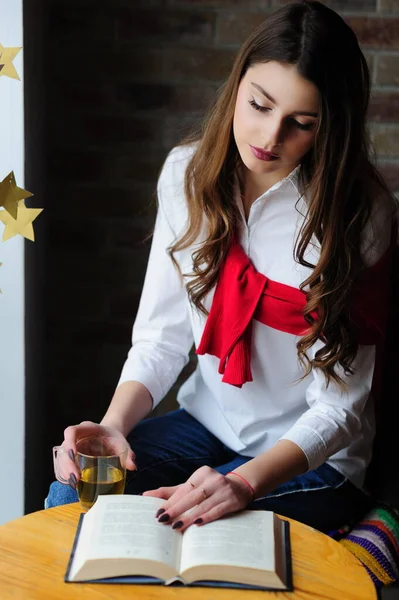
[0,201,43,242]
[0,44,22,80]
[0,171,33,219]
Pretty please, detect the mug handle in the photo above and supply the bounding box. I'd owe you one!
[52,445,73,484]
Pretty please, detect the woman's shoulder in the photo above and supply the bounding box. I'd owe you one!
[158,141,199,197]
[157,141,199,228]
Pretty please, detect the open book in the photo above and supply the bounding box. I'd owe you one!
[65,494,292,591]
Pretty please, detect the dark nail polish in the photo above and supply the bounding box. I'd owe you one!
[69,473,77,486]
[172,521,183,530]
[193,518,203,525]
[158,513,170,523]
[68,449,75,462]
[68,477,76,490]
[155,508,165,518]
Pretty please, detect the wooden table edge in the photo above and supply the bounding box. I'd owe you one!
[0,502,377,600]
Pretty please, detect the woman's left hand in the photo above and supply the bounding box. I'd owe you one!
[142,465,254,533]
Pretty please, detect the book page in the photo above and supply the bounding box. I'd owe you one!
[81,495,182,572]
[180,510,275,575]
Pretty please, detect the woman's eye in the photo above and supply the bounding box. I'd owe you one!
[248,99,269,112]
[290,119,314,131]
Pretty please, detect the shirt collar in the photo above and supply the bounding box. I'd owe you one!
[234,163,301,207]
[260,164,301,197]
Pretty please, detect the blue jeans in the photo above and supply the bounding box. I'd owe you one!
[45,408,374,533]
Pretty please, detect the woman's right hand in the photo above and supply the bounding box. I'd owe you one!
[55,421,137,487]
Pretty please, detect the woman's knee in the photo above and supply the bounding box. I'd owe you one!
[45,480,78,508]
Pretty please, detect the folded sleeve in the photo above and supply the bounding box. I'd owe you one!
[117,150,194,407]
[280,342,376,470]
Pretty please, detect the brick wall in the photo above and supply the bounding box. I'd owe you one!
[44,0,399,452]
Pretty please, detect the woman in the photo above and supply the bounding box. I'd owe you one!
[46,0,397,533]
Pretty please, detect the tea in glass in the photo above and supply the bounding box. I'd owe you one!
[53,435,128,509]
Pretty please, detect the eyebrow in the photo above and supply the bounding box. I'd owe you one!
[251,82,319,118]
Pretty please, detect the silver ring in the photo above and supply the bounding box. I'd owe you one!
[200,487,207,500]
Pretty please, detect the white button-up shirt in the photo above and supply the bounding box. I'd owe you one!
[118,143,392,490]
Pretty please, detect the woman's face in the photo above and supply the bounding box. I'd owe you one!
[233,61,320,183]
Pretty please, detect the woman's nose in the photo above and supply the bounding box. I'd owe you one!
[267,119,285,147]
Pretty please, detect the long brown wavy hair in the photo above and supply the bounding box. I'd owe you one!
[168,0,396,387]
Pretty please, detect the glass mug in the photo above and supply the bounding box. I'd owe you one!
[53,436,128,509]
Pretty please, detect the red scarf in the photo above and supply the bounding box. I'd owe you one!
[196,238,394,389]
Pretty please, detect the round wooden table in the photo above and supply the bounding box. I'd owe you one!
[0,503,376,599]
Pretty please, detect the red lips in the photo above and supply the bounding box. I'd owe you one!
[249,145,279,162]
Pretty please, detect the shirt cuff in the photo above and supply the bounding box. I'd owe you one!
[279,425,327,471]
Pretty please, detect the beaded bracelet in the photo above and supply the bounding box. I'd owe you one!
[226,471,255,500]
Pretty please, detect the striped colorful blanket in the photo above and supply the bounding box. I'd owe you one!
[328,504,399,589]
